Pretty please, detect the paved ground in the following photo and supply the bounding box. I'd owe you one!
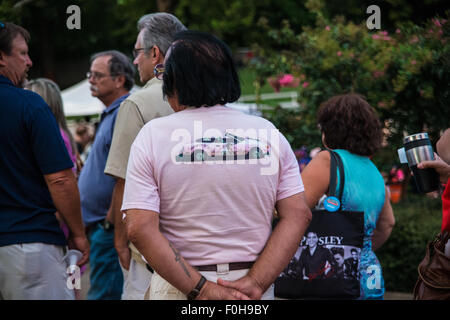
[78,263,414,300]
[384,291,414,300]
[79,263,90,300]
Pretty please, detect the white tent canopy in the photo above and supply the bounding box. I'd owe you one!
[61,79,140,117]
[61,79,260,117]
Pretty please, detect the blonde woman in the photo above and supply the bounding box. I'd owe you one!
[25,78,80,176]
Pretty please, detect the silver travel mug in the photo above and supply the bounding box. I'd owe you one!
[404,133,440,193]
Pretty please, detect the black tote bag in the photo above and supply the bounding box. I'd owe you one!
[274,150,364,299]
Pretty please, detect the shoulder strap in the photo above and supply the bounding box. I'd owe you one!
[327,150,345,201]
[328,150,338,197]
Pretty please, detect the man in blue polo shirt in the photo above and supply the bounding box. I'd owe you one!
[0,22,89,300]
[78,50,134,300]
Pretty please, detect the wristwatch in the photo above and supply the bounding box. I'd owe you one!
[187,275,207,300]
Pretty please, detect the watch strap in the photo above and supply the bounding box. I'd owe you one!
[187,275,207,300]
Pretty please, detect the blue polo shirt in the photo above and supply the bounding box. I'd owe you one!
[78,94,129,226]
[0,75,73,247]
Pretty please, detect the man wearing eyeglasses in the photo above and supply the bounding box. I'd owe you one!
[104,13,186,300]
[78,50,134,300]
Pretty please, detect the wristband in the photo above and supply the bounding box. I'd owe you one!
[187,275,206,300]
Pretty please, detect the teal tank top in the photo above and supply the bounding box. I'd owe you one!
[333,149,386,299]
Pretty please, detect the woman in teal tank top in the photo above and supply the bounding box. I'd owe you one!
[334,149,387,299]
[301,94,395,299]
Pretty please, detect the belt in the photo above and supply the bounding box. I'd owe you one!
[194,261,254,272]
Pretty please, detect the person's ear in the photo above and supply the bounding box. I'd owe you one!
[0,51,7,67]
[152,46,163,65]
[115,74,126,89]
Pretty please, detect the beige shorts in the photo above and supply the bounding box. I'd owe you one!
[147,266,274,300]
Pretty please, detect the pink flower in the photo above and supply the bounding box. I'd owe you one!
[302,82,310,88]
[349,53,355,58]
[396,28,401,34]
[372,34,380,40]
[325,26,330,31]
[383,36,391,41]
[378,101,386,108]
[397,169,405,181]
[337,51,342,57]
[279,74,294,85]
[373,70,385,78]
[381,30,388,36]
[267,77,281,92]
[433,19,442,27]
[269,74,300,91]
[411,60,417,65]
[410,36,419,44]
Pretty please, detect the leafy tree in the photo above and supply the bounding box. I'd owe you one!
[249,0,450,155]
[174,0,315,48]
[0,0,157,88]
[322,0,450,32]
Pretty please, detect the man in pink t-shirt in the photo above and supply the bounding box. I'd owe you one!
[121,31,312,300]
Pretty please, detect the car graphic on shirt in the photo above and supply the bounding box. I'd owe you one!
[175,132,270,162]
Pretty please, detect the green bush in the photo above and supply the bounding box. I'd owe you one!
[376,192,442,293]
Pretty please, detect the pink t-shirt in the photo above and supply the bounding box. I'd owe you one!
[122,106,304,266]
[60,128,77,175]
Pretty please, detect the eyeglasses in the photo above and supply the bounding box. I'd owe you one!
[86,71,117,81]
[132,48,145,59]
[154,64,164,80]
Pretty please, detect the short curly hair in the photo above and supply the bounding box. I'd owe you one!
[317,94,383,156]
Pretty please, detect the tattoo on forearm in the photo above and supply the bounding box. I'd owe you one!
[169,243,191,278]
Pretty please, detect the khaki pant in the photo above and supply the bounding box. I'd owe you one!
[0,243,75,300]
[121,258,153,300]
[148,267,275,300]
[120,243,152,300]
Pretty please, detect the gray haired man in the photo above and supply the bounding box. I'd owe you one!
[78,50,135,300]
[104,13,186,300]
